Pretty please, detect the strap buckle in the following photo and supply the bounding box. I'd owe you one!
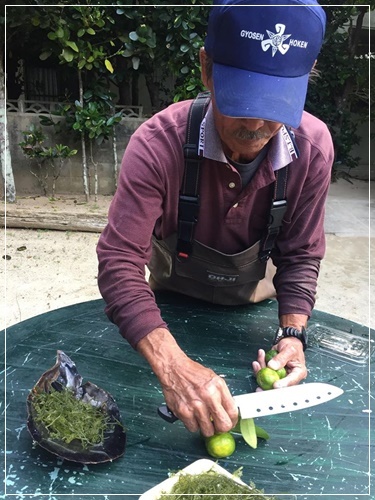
[178,194,200,223]
[269,200,287,227]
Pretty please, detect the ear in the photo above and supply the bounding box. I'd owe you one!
[199,47,212,91]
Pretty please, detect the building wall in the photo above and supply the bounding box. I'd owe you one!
[4,113,146,197]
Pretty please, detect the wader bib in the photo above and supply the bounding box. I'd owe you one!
[148,93,288,305]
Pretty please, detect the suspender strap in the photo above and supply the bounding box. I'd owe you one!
[258,165,289,262]
[177,92,211,259]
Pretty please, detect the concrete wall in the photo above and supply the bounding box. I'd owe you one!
[4,113,146,197]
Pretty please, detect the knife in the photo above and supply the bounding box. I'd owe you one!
[157,382,343,422]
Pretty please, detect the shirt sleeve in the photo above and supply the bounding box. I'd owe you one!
[272,123,335,319]
[96,110,186,348]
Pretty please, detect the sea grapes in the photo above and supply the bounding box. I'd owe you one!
[158,468,276,499]
[32,387,111,448]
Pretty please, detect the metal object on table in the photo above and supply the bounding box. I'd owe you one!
[158,382,344,422]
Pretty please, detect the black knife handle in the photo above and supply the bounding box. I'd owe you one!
[157,405,179,423]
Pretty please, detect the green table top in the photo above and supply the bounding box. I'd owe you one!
[1,292,373,499]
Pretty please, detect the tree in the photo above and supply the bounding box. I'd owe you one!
[0,7,16,202]
[305,2,373,178]
[29,5,125,200]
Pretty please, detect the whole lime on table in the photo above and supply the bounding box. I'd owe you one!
[205,432,236,458]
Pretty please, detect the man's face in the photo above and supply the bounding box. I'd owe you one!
[210,98,282,163]
[200,48,282,163]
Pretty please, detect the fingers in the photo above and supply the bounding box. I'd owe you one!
[253,338,308,389]
[163,365,238,438]
[252,349,266,375]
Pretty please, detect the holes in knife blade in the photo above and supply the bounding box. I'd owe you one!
[281,404,285,408]
[293,402,298,406]
[317,396,321,400]
[268,406,273,411]
[328,391,332,395]
[256,408,261,413]
[305,399,310,403]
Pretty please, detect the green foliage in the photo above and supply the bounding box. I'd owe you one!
[7,1,372,179]
[305,3,372,177]
[40,80,123,146]
[31,6,120,74]
[19,124,77,196]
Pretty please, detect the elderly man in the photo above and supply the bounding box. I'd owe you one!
[97,0,334,437]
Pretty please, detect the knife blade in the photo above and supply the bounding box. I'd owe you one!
[157,382,343,423]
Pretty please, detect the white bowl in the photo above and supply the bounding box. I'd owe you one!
[139,458,249,499]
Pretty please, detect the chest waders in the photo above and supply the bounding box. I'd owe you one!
[149,93,289,305]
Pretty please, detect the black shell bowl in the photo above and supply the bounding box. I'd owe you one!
[26,350,126,464]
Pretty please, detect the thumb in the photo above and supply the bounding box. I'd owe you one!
[267,353,287,371]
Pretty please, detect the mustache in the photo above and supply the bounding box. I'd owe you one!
[231,128,271,140]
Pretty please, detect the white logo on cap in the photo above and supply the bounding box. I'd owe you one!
[261,24,291,56]
[240,23,309,54]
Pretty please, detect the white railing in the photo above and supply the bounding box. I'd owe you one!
[7,98,144,118]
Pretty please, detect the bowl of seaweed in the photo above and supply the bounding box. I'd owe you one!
[140,459,276,499]
[27,350,126,464]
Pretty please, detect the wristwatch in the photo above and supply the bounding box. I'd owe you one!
[273,326,308,351]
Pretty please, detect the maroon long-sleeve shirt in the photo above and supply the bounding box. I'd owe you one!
[97,100,334,348]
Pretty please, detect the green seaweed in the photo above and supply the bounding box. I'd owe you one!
[158,468,276,499]
[32,387,112,448]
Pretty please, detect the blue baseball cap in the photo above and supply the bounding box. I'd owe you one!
[204,0,326,128]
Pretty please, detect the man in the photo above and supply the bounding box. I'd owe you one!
[97,0,334,438]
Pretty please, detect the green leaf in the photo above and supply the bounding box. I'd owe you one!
[61,48,74,63]
[129,31,138,41]
[132,56,140,70]
[255,424,270,440]
[56,27,64,39]
[40,51,52,61]
[77,28,85,37]
[240,417,257,449]
[66,41,79,52]
[105,59,114,73]
[86,28,96,35]
[48,32,57,40]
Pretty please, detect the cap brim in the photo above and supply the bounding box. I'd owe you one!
[213,62,310,129]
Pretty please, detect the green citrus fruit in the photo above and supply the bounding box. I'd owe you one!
[256,367,280,390]
[276,367,287,379]
[265,349,278,364]
[205,432,236,458]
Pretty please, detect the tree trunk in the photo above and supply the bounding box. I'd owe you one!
[90,140,98,202]
[78,69,90,201]
[0,48,16,202]
[116,56,132,105]
[132,72,139,106]
[145,72,161,111]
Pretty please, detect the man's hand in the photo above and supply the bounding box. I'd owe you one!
[252,336,307,388]
[136,327,238,437]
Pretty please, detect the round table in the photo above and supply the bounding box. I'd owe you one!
[2,292,373,498]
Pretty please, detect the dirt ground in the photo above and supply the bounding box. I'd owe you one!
[2,190,374,331]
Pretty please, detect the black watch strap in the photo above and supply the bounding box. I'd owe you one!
[273,326,308,351]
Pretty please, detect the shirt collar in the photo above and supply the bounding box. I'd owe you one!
[200,103,299,170]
